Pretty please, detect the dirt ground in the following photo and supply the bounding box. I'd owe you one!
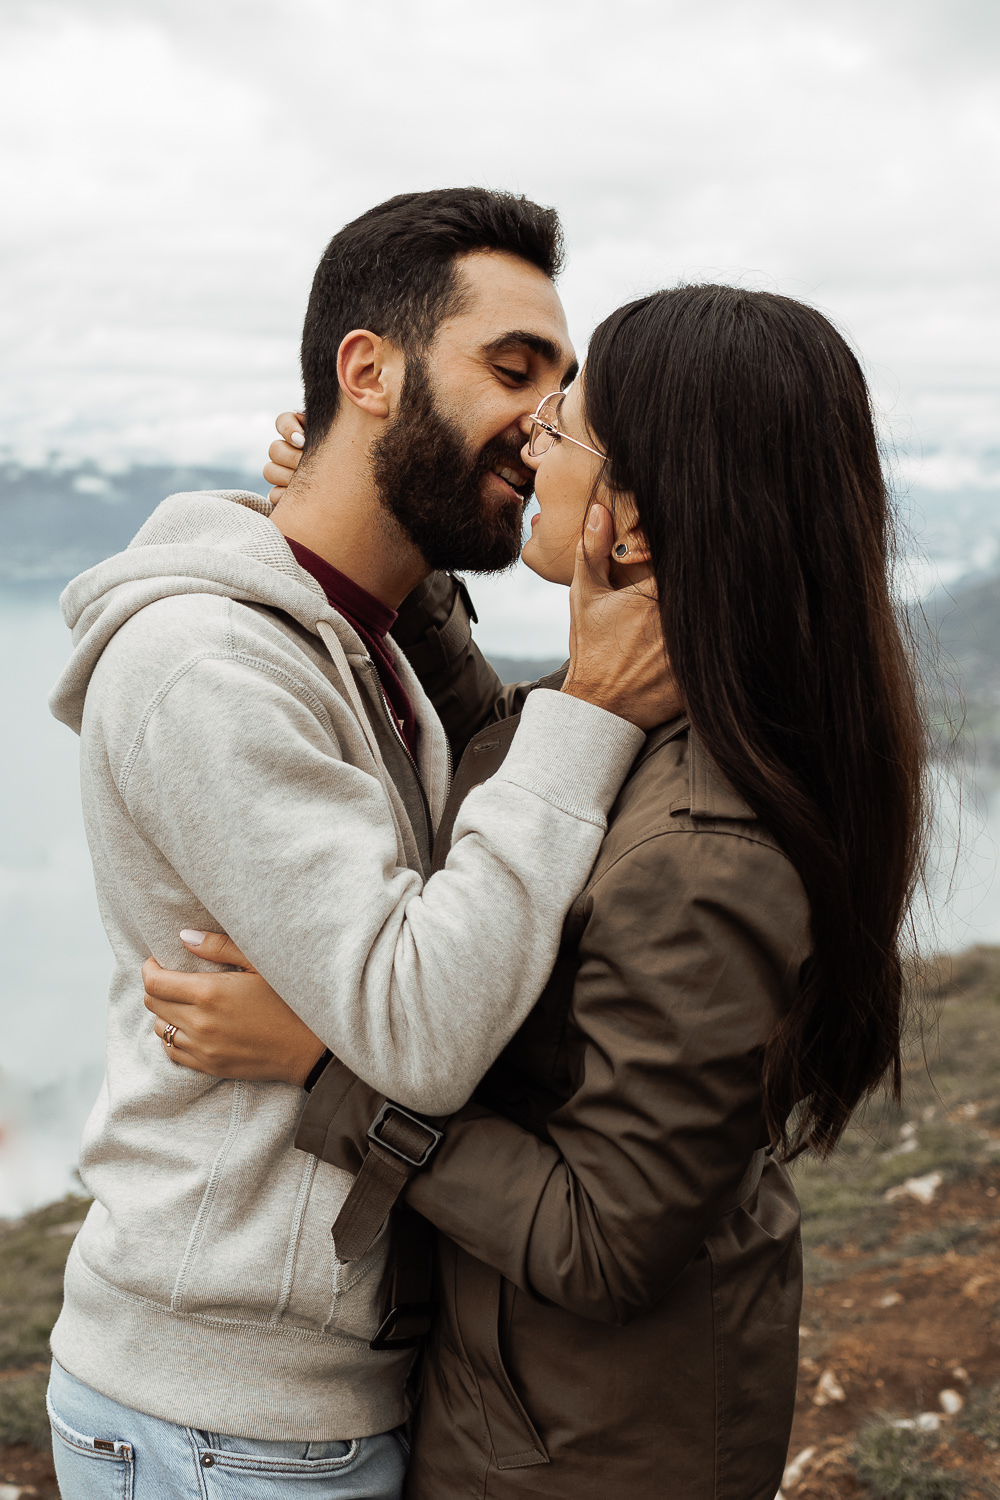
[0,1441,57,1499]
[783,1164,1000,1498]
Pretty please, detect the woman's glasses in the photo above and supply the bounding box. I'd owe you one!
[527,392,606,461]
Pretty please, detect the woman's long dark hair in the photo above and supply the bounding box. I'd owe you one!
[584,286,926,1157]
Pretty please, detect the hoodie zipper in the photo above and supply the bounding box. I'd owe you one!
[358,659,435,864]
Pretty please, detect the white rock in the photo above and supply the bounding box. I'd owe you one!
[939,1388,964,1415]
[951,1367,969,1383]
[812,1369,846,1405]
[0,1486,24,1499]
[892,1413,941,1432]
[782,1446,816,1488]
[877,1291,904,1307]
[885,1171,944,1206]
[885,1122,919,1157]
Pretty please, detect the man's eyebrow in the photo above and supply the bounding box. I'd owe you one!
[481,331,579,386]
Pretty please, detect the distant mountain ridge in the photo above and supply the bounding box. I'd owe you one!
[0,461,262,586]
[1,463,997,758]
[919,579,1000,769]
[0,463,565,683]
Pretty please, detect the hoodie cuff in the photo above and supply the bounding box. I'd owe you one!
[492,688,645,829]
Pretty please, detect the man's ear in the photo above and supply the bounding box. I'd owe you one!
[336,330,404,419]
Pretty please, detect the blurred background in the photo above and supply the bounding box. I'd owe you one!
[1,0,998,1208]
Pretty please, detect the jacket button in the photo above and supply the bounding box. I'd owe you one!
[201,1454,215,1467]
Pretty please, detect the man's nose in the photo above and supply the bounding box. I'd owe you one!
[519,403,540,435]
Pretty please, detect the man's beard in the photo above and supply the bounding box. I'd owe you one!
[369,356,531,574]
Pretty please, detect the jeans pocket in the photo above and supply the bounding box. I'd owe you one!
[47,1392,134,1500]
[195,1433,406,1497]
[196,1438,359,1474]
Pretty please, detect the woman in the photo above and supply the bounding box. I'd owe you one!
[144,285,926,1498]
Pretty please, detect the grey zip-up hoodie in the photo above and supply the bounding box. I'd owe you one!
[46,489,644,1442]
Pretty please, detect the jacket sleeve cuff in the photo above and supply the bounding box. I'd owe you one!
[492,688,645,828]
[295,1056,383,1171]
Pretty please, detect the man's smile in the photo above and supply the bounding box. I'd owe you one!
[485,464,533,503]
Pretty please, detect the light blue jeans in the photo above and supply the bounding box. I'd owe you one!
[47,1360,408,1499]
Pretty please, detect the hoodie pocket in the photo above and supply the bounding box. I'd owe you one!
[280,1191,392,1343]
[274,1152,395,1344]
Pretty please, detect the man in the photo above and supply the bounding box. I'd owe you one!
[46,189,674,1497]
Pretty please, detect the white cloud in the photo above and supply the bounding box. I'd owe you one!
[0,0,997,482]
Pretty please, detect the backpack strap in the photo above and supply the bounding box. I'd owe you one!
[323,1094,446,1354]
[331,1101,445,1264]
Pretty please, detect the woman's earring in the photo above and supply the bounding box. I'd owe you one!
[613,542,630,560]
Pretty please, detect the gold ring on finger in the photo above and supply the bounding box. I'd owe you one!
[163,1024,178,1048]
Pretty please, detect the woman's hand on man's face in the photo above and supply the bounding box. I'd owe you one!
[264,411,305,503]
[142,930,327,1087]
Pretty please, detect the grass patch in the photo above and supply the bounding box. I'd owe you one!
[0,1193,89,1453]
[852,1417,964,1500]
[0,1194,89,1371]
[960,1383,1000,1452]
[895,1223,985,1258]
[790,958,1000,1262]
[0,1370,51,1451]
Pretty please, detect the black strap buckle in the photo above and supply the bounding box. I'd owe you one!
[366,1102,443,1169]
[369,1299,434,1351]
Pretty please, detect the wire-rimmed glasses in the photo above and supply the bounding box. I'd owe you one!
[527,392,606,461]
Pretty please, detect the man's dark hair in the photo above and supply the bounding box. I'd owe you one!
[300,187,565,448]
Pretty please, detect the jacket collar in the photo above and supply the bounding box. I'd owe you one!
[531,679,754,822]
[639,716,755,822]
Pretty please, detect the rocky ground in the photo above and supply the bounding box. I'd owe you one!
[782,946,1000,1498]
[2,949,999,1500]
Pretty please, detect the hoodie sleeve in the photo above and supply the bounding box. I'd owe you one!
[118,646,643,1115]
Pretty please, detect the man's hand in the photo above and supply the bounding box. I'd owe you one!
[562,505,684,731]
[142,931,327,1086]
[263,411,305,503]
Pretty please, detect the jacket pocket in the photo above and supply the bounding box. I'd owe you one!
[453,1252,548,1472]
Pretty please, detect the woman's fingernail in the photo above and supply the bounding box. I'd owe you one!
[180,929,207,946]
[290,431,305,448]
[587,505,601,531]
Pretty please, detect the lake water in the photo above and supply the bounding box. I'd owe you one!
[2,582,999,1216]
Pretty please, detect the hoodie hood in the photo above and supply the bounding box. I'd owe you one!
[49,488,358,733]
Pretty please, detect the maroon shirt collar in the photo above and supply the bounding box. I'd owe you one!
[285,537,420,763]
[285,538,397,641]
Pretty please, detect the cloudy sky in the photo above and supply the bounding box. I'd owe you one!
[2,0,998,491]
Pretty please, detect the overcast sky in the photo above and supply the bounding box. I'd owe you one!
[2,0,998,495]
